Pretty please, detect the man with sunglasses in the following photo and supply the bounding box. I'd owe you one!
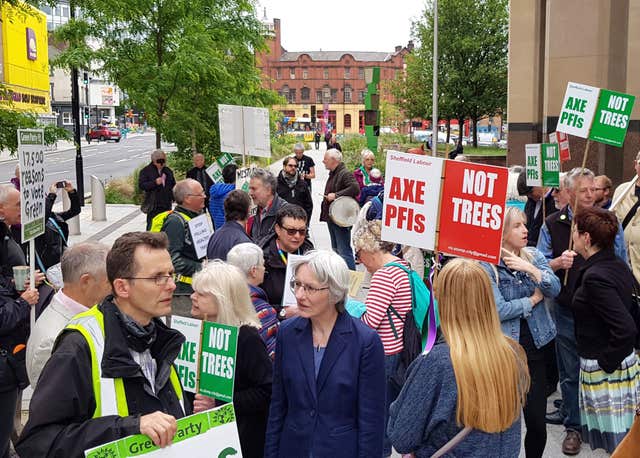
[276,156,313,221]
[259,205,314,319]
[139,150,176,230]
[18,232,190,457]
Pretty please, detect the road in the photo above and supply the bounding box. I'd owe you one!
[0,134,176,189]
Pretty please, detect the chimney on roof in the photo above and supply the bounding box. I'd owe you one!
[407,40,414,51]
[263,7,268,20]
[395,45,402,52]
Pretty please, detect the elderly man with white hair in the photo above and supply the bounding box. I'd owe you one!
[138,149,176,230]
[27,242,112,386]
[320,148,360,270]
[227,243,279,359]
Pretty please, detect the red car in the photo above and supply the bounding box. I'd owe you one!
[86,126,121,142]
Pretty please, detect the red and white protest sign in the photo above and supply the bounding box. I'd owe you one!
[381,151,444,251]
[437,161,508,264]
[549,131,571,162]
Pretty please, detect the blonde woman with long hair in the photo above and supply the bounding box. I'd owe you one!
[189,260,272,458]
[388,258,530,457]
[479,206,560,457]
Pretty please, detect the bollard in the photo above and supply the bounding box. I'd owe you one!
[91,175,107,221]
[62,190,81,235]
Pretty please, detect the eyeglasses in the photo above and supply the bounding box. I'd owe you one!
[355,250,361,262]
[285,163,297,168]
[155,159,166,164]
[289,279,329,295]
[188,192,206,197]
[122,274,176,285]
[594,187,609,191]
[280,226,307,236]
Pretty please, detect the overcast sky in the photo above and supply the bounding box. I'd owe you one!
[257,0,427,53]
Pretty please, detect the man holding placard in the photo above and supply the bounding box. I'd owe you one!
[17,232,189,457]
[158,179,207,317]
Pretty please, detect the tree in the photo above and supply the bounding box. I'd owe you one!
[405,0,508,147]
[53,0,279,155]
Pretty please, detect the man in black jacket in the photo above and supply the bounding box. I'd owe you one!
[248,168,289,244]
[517,170,557,246]
[139,150,176,230]
[276,156,313,221]
[17,232,189,458]
[185,153,214,209]
[259,205,313,318]
[207,189,252,261]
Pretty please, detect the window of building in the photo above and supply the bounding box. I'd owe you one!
[290,67,295,79]
[316,90,323,103]
[301,87,310,101]
[358,91,365,103]
[323,86,331,101]
[331,89,338,103]
[288,89,296,103]
[344,86,352,103]
[344,67,351,79]
[344,114,352,128]
[62,112,73,125]
[323,67,329,79]
[359,68,365,80]
[281,85,289,100]
[302,68,308,79]
[275,68,281,79]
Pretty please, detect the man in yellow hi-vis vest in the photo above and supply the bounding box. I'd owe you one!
[17,232,190,458]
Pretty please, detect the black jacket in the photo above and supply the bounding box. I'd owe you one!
[138,163,176,212]
[207,220,252,261]
[276,171,313,221]
[35,190,81,270]
[320,162,360,222]
[250,194,289,245]
[233,325,273,458]
[571,249,637,373]
[259,233,314,311]
[524,193,557,247]
[16,298,190,458]
[186,166,214,206]
[162,206,203,295]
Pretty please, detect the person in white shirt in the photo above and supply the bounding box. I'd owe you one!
[26,242,111,386]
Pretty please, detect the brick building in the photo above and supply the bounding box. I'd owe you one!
[256,17,413,135]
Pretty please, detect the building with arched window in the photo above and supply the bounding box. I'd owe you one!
[256,17,412,134]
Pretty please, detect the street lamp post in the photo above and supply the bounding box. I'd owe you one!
[432,0,438,155]
[70,1,84,205]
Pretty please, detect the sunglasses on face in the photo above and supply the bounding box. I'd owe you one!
[280,226,307,236]
[156,159,165,164]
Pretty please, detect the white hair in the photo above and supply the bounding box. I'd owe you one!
[326,148,342,162]
[173,178,199,204]
[0,184,18,204]
[150,149,165,160]
[292,250,349,310]
[61,242,110,284]
[565,167,595,190]
[360,149,375,160]
[227,243,264,276]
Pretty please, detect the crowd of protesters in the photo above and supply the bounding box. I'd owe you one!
[1,142,640,458]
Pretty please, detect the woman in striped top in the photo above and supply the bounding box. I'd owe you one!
[353,220,413,458]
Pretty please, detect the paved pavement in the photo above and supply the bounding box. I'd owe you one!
[16,144,609,457]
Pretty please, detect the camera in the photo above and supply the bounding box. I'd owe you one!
[56,181,66,189]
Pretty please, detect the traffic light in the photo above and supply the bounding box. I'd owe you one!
[82,72,89,85]
[83,107,90,119]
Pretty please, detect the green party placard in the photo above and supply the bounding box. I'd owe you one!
[198,322,238,402]
[84,404,240,458]
[589,89,636,147]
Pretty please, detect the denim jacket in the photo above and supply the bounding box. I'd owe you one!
[480,247,560,349]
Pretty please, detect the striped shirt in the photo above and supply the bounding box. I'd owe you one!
[362,260,412,355]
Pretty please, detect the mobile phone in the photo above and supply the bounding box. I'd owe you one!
[56,181,66,188]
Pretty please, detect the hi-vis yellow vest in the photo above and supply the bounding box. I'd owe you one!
[149,210,191,233]
[65,307,184,418]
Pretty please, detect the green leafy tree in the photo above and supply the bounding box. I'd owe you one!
[52,0,278,157]
[405,0,508,147]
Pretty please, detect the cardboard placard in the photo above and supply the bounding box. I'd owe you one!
[84,405,241,458]
[18,129,46,242]
[556,82,600,138]
[549,131,571,162]
[172,316,202,393]
[589,89,636,147]
[187,214,214,259]
[437,161,508,264]
[380,151,444,251]
[280,254,304,308]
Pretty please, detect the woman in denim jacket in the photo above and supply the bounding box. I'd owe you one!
[481,207,560,458]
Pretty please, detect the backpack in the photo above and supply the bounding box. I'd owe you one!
[384,262,440,391]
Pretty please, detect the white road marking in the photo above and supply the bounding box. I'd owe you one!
[85,163,105,169]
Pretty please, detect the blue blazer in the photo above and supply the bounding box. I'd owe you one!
[264,311,386,458]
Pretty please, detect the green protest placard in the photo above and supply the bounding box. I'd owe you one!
[198,322,238,402]
[172,317,202,393]
[589,89,636,147]
[525,144,542,187]
[541,143,560,186]
[85,404,240,458]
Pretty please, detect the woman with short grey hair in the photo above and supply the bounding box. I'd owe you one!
[265,249,386,457]
[227,243,279,359]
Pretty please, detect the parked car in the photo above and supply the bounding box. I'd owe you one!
[86,126,121,142]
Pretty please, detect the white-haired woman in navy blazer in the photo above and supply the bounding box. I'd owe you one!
[264,250,386,457]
